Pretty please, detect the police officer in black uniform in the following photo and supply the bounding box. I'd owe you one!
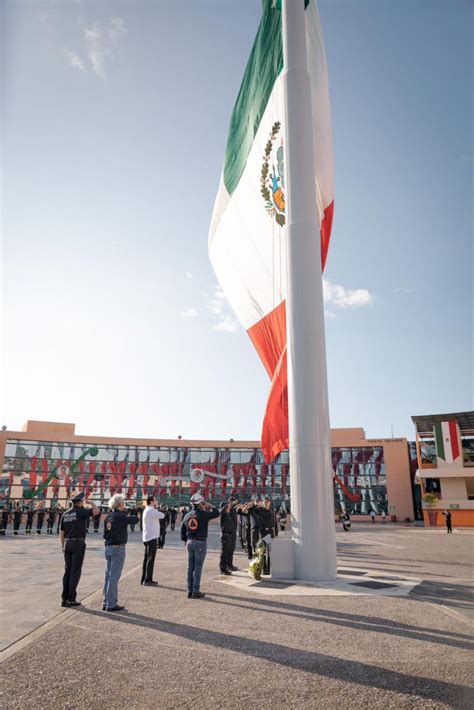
[60,492,99,607]
[25,505,35,534]
[0,503,10,535]
[13,503,22,535]
[219,500,236,575]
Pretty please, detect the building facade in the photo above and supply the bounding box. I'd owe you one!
[0,421,415,520]
[412,411,474,527]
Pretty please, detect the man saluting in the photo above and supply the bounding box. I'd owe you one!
[60,492,99,608]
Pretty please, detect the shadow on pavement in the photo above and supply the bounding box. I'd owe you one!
[410,580,474,613]
[78,607,473,708]
[155,585,473,645]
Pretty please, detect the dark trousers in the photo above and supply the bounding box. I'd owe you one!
[447,522,453,533]
[249,526,260,559]
[93,514,101,532]
[62,540,86,602]
[141,538,158,583]
[230,531,237,568]
[13,514,22,534]
[26,515,34,533]
[0,513,8,534]
[158,528,166,549]
[170,520,176,531]
[47,517,55,534]
[36,514,45,534]
[220,532,234,571]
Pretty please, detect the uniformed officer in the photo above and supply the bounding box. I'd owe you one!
[25,505,35,534]
[219,500,237,575]
[181,493,219,599]
[13,503,22,535]
[0,504,10,535]
[103,494,139,612]
[60,492,99,607]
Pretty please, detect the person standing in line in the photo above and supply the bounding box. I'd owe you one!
[36,502,46,534]
[219,500,236,575]
[0,504,10,535]
[227,497,239,571]
[137,504,144,533]
[25,505,35,534]
[129,506,137,532]
[181,493,219,599]
[60,493,99,608]
[370,509,376,525]
[170,507,177,531]
[443,509,453,534]
[140,495,165,586]
[47,506,56,535]
[56,505,64,534]
[93,508,101,533]
[13,503,22,535]
[102,494,139,612]
[158,505,168,549]
[341,511,351,532]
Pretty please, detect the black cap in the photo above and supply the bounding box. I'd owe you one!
[220,501,229,510]
[71,492,85,503]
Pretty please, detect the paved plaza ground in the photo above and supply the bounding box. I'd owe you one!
[0,524,473,709]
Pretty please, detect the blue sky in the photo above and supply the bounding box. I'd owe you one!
[2,0,472,442]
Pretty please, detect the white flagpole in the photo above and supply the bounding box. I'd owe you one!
[282,0,337,581]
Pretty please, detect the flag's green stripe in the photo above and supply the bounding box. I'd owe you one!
[223,0,311,196]
[223,1,283,196]
[434,422,445,460]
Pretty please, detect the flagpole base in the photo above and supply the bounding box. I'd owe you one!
[270,538,338,583]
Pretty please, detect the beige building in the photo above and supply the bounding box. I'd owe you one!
[0,420,415,521]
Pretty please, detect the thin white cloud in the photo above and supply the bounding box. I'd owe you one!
[185,272,193,280]
[109,17,127,42]
[213,316,240,333]
[205,286,240,333]
[180,308,199,319]
[84,24,109,79]
[62,17,127,78]
[62,50,85,71]
[323,279,374,309]
[393,287,415,294]
[207,287,227,316]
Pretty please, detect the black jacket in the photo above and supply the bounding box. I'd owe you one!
[181,508,219,541]
[220,509,237,535]
[104,510,139,546]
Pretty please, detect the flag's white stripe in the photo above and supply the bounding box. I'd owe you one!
[209,2,333,332]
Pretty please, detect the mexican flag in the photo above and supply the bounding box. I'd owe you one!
[209,0,334,462]
[434,421,461,464]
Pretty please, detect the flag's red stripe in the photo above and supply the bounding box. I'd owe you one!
[448,420,460,460]
[246,201,334,463]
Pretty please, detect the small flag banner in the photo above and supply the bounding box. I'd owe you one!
[434,421,461,464]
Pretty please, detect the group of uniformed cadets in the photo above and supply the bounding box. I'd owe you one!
[2,490,281,613]
[0,502,66,535]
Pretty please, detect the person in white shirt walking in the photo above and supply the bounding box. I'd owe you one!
[141,495,165,586]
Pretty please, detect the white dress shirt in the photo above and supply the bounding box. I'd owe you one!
[142,506,165,543]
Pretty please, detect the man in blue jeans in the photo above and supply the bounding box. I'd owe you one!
[103,494,139,612]
[181,493,219,599]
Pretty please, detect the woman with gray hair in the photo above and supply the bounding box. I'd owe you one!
[102,494,139,612]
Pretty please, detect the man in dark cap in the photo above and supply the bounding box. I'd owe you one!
[219,500,235,575]
[181,493,219,599]
[60,492,99,608]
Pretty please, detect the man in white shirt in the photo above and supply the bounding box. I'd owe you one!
[141,495,165,586]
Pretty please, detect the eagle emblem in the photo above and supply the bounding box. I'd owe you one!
[260,121,285,227]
